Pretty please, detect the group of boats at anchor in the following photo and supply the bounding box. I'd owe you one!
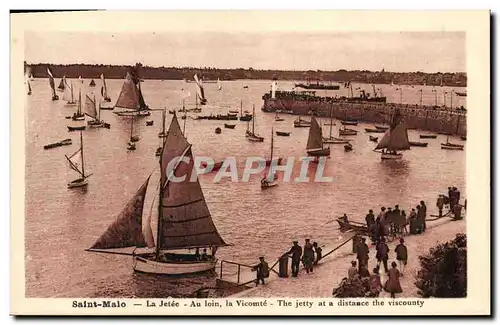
[293,106,466,159]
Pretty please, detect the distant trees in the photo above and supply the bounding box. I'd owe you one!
[24,62,467,86]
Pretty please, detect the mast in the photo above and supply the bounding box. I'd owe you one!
[95,93,99,120]
[130,116,134,140]
[71,82,74,102]
[252,104,255,134]
[270,127,274,161]
[329,105,333,138]
[80,131,85,178]
[156,146,163,261]
[77,89,81,115]
[240,100,243,117]
[183,104,187,135]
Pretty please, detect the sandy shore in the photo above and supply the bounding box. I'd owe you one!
[231,216,466,298]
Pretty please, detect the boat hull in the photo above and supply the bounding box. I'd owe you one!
[409,141,428,147]
[339,130,357,136]
[276,131,290,137]
[365,128,385,133]
[381,152,403,160]
[323,137,349,144]
[441,144,464,150]
[336,219,369,234]
[68,178,88,188]
[67,126,86,131]
[307,147,330,157]
[114,110,151,117]
[420,134,437,139]
[341,121,358,126]
[133,256,216,276]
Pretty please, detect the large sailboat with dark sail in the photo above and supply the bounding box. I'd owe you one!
[306,115,330,157]
[373,109,411,159]
[86,113,229,275]
[113,72,151,117]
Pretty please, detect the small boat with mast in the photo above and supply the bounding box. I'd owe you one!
[99,73,113,108]
[373,109,411,159]
[156,108,167,156]
[127,115,139,151]
[194,74,207,105]
[246,104,264,142]
[294,117,311,128]
[86,113,229,276]
[89,79,96,87]
[57,76,66,92]
[306,115,330,158]
[441,136,464,150]
[339,125,358,136]
[113,72,151,117]
[275,110,284,122]
[323,107,351,144]
[239,100,252,121]
[63,79,77,106]
[261,128,279,190]
[26,77,32,96]
[71,89,85,121]
[85,93,110,128]
[65,131,92,188]
[217,78,222,91]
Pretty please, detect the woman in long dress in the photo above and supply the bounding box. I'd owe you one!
[384,261,403,298]
[369,267,382,297]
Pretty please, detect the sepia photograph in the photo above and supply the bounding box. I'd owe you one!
[10,10,490,316]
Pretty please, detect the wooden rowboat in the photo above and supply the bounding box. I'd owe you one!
[336,218,369,234]
[365,128,385,133]
[224,123,236,129]
[276,131,290,137]
[409,141,428,147]
[369,136,378,142]
[420,134,437,139]
[341,120,358,126]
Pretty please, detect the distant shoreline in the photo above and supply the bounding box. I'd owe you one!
[25,62,467,87]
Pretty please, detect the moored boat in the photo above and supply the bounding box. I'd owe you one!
[44,138,72,150]
[375,125,389,131]
[224,123,236,129]
[215,127,222,134]
[341,120,358,126]
[369,136,378,142]
[365,128,386,133]
[276,131,290,137]
[294,117,311,128]
[460,135,467,141]
[441,136,464,150]
[246,105,264,142]
[146,120,154,126]
[339,126,358,136]
[113,72,151,117]
[261,128,280,190]
[67,125,86,131]
[420,134,438,139]
[344,143,353,152]
[336,218,369,234]
[409,141,428,147]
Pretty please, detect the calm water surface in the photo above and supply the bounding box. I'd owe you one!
[24,79,466,297]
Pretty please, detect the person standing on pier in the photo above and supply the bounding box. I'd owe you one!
[313,242,322,265]
[375,237,389,273]
[436,195,445,217]
[394,238,408,275]
[287,241,303,277]
[365,209,375,229]
[448,187,455,210]
[251,257,269,286]
[409,208,418,234]
[454,187,461,205]
[420,200,427,232]
[393,205,401,234]
[384,262,403,298]
[303,239,315,274]
[356,237,369,272]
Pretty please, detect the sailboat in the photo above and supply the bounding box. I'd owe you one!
[99,73,113,107]
[78,76,83,84]
[294,117,311,128]
[261,128,279,189]
[373,109,411,159]
[194,74,207,105]
[86,113,229,276]
[306,116,330,157]
[113,72,151,117]
[217,78,222,91]
[127,116,139,150]
[156,108,167,156]
[85,93,110,128]
[28,73,34,81]
[65,132,92,188]
[89,79,96,87]
[239,100,252,121]
[339,124,358,136]
[57,76,66,92]
[246,104,264,142]
[323,107,351,144]
[71,89,85,121]
[47,68,59,101]
[275,110,284,122]
[63,80,77,106]
[441,136,464,150]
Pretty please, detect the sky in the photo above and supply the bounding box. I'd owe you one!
[24,31,466,73]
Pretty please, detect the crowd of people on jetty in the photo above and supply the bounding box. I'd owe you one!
[251,187,465,296]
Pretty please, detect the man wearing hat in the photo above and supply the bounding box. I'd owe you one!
[252,256,269,286]
[286,241,303,277]
[303,239,315,274]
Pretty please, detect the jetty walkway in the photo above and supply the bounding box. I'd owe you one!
[226,217,466,298]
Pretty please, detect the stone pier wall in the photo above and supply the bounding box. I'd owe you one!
[261,99,467,136]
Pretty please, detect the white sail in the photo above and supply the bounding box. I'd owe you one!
[217,78,222,90]
[63,81,74,102]
[68,149,83,175]
[100,73,109,99]
[306,116,323,151]
[193,74,206,102]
